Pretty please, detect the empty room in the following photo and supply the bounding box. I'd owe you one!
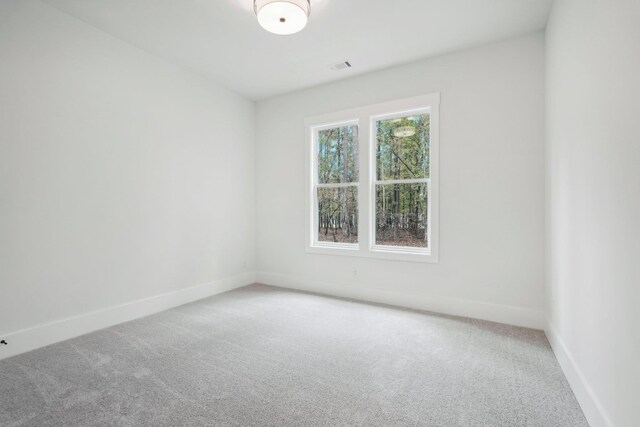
[1,0,638,426]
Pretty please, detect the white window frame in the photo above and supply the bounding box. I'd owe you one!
[305,93,440,263]
[310,119,360,252]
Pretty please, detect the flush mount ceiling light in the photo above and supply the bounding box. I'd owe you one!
[254,0,311,35]
[393,126,416,138]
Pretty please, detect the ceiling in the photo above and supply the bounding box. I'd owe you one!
[42,0,553,100]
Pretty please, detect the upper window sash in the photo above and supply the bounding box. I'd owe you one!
[311,119,359,186]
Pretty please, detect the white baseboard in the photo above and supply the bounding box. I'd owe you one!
[0,272,256,361]
[257,272,546,329]
[545,322,613,427]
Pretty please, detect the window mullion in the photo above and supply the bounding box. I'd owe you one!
[358,116,370,252]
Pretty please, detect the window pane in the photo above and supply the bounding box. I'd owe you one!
[317,186,358,244]
[375,183,428,248]
[376,114,429,181]
[317,125,359,184]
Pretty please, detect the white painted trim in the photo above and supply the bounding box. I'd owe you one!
[0,272,256,361]
[545,321,614,427]
[257,271,545,329]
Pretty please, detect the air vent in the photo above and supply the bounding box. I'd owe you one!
[330,61,352,71]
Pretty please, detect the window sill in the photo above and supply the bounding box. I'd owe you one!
[306,244,438,263]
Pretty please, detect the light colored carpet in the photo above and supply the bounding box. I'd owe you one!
[0,284,587,426]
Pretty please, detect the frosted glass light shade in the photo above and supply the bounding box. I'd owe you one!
[254,0,310,35]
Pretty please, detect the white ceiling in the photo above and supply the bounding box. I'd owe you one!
[42,0,553,100]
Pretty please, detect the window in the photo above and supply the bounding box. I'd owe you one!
[314,122,359,247]
[306,94,439,262]
[373,111,430,251]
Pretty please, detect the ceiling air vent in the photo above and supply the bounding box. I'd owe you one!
[330,61,352,71]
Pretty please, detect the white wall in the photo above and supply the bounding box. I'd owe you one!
[256,34,546,328]
[0,0,256,351]
[545,0,640,426]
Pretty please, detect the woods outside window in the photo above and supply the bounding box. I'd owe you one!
[306,94,440,263]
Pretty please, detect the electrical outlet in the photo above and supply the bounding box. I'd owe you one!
[353,269,358,279]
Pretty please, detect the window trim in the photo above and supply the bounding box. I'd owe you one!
[309,119,360,251]
[370,107,432,255]
[305,93,440,263]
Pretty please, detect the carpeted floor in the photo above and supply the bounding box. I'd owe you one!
[0,284,587,426]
